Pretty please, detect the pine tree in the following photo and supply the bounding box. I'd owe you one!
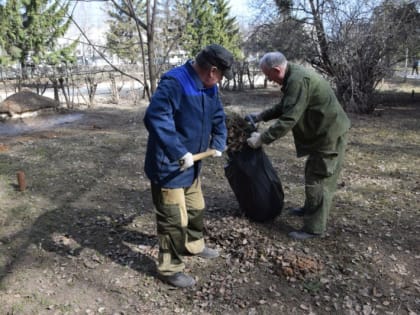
[0,0,24,65]
[181,0,242,58]
[0,0,75,68]
[213,0,241,53]
[106,0,145,64]
[0,4,9,64]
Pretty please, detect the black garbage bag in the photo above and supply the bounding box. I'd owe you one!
[224,146,284,222]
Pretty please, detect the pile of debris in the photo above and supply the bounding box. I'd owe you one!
[277,252,323,279]
[225,113,255,154]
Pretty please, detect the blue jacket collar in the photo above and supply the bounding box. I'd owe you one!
[186,59,206,90]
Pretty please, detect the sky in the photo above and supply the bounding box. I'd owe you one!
[229,0,253,22]
[69,0,253,33]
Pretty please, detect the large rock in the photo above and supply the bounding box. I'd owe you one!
[0,90,59,120]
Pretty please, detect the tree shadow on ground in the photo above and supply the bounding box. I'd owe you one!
[0,190,158,285]
[0,107,155,284]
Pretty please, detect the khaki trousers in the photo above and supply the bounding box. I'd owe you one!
[151,178,205,275]
[303,134,348,234]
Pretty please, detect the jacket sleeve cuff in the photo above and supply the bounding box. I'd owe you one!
[261,131,276,144]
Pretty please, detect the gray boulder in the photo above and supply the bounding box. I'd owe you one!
[0,90,58,120]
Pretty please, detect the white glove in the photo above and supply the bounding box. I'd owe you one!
[179,152,194,171]
[247,132,263,149]
[213,150,222,157]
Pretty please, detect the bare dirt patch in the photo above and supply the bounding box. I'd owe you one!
[0,88,419,315]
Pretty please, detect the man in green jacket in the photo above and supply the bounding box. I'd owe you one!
[246,51,350,240]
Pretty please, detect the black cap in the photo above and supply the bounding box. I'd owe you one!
[196,44,234,80]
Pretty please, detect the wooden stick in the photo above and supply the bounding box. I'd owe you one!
[192,149,217,162]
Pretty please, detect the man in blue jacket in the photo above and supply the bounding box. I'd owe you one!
[144,44,234,288]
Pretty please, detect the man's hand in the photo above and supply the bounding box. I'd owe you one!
[244,113,261,125]
[213,150,222,157]
[179,152,194,171]
[247,132,263,149]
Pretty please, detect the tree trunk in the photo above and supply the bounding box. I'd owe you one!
[59,77,71,108]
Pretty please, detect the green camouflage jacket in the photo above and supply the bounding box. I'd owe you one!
[260,63,351,157]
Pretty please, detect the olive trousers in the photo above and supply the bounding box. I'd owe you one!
[302,134,348,234]
[151,178,205,276]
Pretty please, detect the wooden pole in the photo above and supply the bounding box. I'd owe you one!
[17,171,26,191]
[192,149,217,162]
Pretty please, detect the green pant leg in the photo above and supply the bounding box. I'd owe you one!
[303,135,347,234]
[184,178,205,254]
[151,183,187,276]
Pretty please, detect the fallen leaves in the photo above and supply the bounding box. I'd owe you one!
[278,252,323,279]
[0,143,9,152]
[1,91,420,314]
[225,113,254,153]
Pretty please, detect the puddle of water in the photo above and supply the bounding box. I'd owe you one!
[0,113,84,136]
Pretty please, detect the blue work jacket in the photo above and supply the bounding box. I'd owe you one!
[143,60,227,188]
